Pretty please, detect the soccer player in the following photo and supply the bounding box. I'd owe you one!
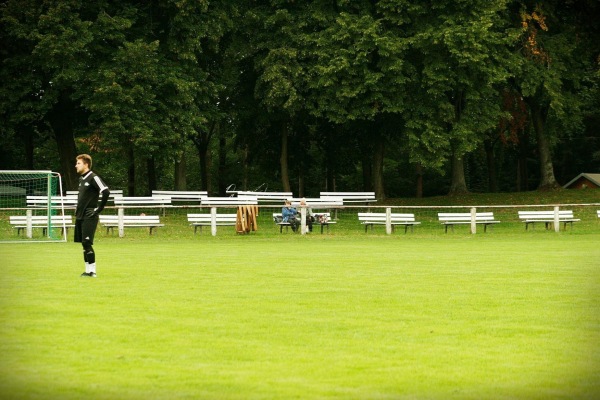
[74,154,110,277]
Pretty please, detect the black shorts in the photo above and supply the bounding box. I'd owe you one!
[74,217,98,244]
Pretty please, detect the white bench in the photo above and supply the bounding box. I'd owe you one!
[113,196,171,207]
[66,190,123,201]
[232,191,293,203]
[113,196,172,216]
[288,197,343,208]
[99,215,164,235]
[438,212,500,233]
[273,212,335,233]
[26,195,78,209]
[319,192,377,204]
[358,212,421,233]
[152,190,207,203]
[518,210,580,230]
[9,215,74,236]
[187,213,237,234]
[201,196,258,206]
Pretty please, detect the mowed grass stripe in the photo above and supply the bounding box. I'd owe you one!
[1,235,599,399]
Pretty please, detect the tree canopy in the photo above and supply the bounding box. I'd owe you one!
[1,0,598,196]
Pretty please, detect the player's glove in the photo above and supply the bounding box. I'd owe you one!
[85,208,98,218]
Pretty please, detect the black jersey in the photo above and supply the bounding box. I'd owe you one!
[76,171,109,219]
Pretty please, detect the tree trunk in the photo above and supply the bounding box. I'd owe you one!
[298,166,305,197]
[146,156,156,195]
[415,163,423,198]
[371,135,385,200]
[242,145,249,191]
[192,127,211,193]
[174,152,186,190]
[127,146,135,196]
[280,122,291,192]
[22,125,35,170]
[361,156,372,192]
[324,126,338,192]
[47,93,79,191]
[530,102,559,190]
[218,123,227,196]
[484,139,498,192]
[449,153,469,194]
[516,128,529,192]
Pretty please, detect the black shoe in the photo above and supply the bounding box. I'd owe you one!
[80,272,91,277]
[89,272,97,278]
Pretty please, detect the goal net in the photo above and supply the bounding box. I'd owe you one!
[0,170,67,243]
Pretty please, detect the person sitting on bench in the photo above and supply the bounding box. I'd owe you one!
[282,200,299,232]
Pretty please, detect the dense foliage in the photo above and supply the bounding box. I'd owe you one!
[1,0,598,197]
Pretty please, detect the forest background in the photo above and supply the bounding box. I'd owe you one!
[1,0,599,199]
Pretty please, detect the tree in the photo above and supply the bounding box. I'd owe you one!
[402,0,518,194]
[514,0,599,189]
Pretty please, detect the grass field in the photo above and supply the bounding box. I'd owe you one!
[1,230,599,399]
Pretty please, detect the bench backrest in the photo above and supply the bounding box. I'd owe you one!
[99,215,161,224]
[10,215,73,225]
[113,196,171,207]
[288,197,343,207]
[518,210,575,219]
[358,213,416,222]
[26,195,78,208]
[234,191,293,202]
[187,213,237,223]
[438,212,496,222]
[151,190,207,202]
[319,192,376,204]
[201,196,258,206]
[66,190,123,197]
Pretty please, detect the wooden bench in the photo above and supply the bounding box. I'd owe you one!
[438,212,500,233]
[358,212,421,233]
[518,210,580,230]
[273,212,335,233]
[10,215,74,236]
[319,192,377,204]
[99,215,164,235]
[187,213,237,234]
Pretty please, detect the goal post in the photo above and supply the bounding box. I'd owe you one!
[0,170,68,243]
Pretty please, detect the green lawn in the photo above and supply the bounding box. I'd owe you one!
[1,233,599,399]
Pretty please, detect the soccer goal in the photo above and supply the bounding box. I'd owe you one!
[0,170,68,243]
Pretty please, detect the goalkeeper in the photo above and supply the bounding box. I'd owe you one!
[74,154,110,277]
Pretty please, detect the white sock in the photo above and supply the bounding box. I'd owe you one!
[89,262,96,274]
[85,262,90,274]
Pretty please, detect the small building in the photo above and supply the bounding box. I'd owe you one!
[563,173,600,189]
